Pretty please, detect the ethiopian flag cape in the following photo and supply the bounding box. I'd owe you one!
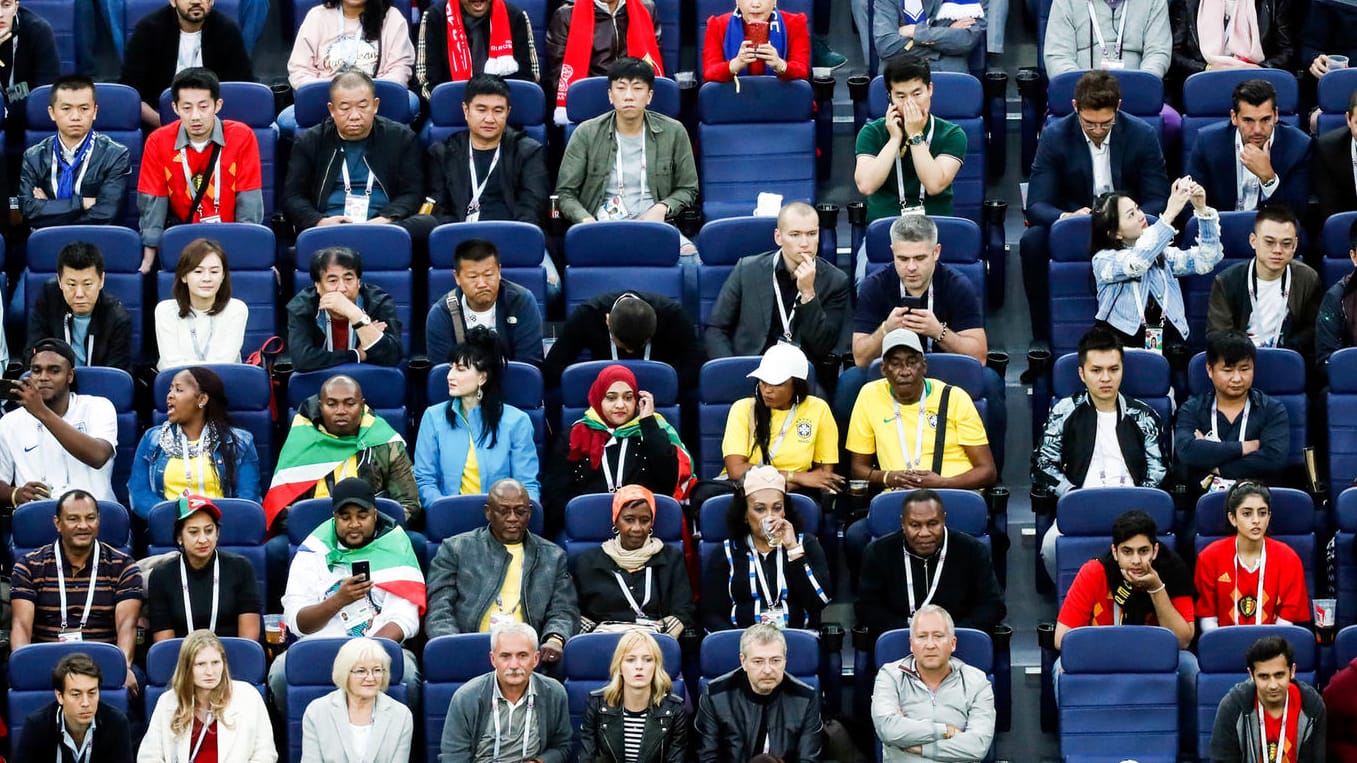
[298,515,427,615]
[263,405,403,528]
[574,409,696,501]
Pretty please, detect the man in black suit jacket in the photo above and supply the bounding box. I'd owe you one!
[704,201,852,367]
[1021,71,1171,345]
[1314,89,1357,222]
[14,652,133,763]
[1186,78,1312,214]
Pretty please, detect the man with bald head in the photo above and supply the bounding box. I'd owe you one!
[425,478,579,662]
[704,201,852,367]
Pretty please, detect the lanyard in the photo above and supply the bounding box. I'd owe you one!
[180,144,222,219]
[49,131,95,198]
[1129,265,1170,328]
[746,538,787,609]
[492,692,535,762]
[1086,0,1128,60]
[895,116,935,209]
[614,131,647,195]
[341,151,375,197]
[899,283,936,346]
[55,541,100,632]
[180,553,220,632]
[1233,538,1266,626]
[188,711,214,762]
[1210,396,1252,443]
[892,380,933,470]
[904,529,949,613]
[613,569,652,618]
[187,310,215,361]
[767,402,799,461]
[1258,690,1289,763]
[610,342,651,360]
[178,427,210,496]
[601,438,629,493]
[1248,259,1290,347]
[467,146,501,214]
[771,258,800,341]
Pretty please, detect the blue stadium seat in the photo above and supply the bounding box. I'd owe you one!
[1330,349,1357,489]
[71,366,137,506]
[284,637,406,763]
[145,636,265,719]
[862,216,986,317]
[1195,625,1316,760]
[423,494,545,563]
[693,0,813,80]
[562,631,684,745]
[697,492,820,576]
[1047,214,1095,358]
[157,83,280,215]
[694,216,778,325]
[1057,626,1180,763]
[27,84,144,227]
[1339,623,1357,664]
[698,78,815,221]
[294,225,415,354]
[153,364,276,474]
[8,641,129,754]
[24,0,76,73]
[559,359,680,435]
[424,79,547,146]
[696,357,760,480]
[293,79,416,128]
[1193,487,1317,594]
[1055,487,1175,599]
[654,0,680,80]
[10,499,131,561]
[157,223,279,357]
[698,628,820,695]
[287,363,409,439]
[26,226,146,362]
[561,492,685,564]
[1336,487,1357,628]
[1322,211,1357,287]
[516,0,549,65]
[422,633,493,763]
[1051,349,1173,455]
[563,222,683,315]
[1047,70,1166,141]
[289,0,322,35]
[1187,348,1307,466]
[563,77,681,140]
[875,628,996,762]
[146,498,268,606]
[1316,68,1357,136]
[865,488,989,545]
[427,361,547,463]
[427,221,548,323]
[1181,69,1299,170]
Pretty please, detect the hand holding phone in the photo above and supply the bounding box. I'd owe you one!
[351,560,371,583]
[899,295,928,311]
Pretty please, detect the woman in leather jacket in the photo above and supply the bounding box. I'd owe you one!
[578,630,687,763]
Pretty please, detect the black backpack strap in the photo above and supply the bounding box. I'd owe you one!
[930,384,953,475]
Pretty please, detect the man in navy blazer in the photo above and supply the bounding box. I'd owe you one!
[1021,71,1170,347]
[1186,78,1312,215]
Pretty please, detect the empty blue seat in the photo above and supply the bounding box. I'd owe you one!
[72,366,137,506]
[24,0,76,74]
[563,221,683,314]
[8,641,129,754]
[153,364,276,474]
[284,637,406,763]
[1188,348,1306,466]
[295,225,415,354]
[697,356,760,479]
[863,216,986,317]
[1181,69,1299,170]
[1194,487,1317,594]
[158,223,279,358]
[287,363,408,439]
[1330,349,1357,489]
[427,221,548,322]
[157,83,279,215]
[422,633,493,763]
[698,78,815,221]
[1336,487,1357,628]
[425,79,547,146]
[563,631,684,744]
[1058,626,1180,763]
[561,492,685,564]
[1339,623,1357,664]
[423,494,545,563]
[694,216,779,325]
[26,83,143,227]
[10,499,131,561]
[293,80,415,128]
[1316,69,1357,136]
[560,359,680,435]
[145,635,265,718]
[146,498,268,606]
[26,226,146,362]
[563,76,680,140]
[1055,487,1175,599]
[1046,214,1096,359]
[1322,211,1357,287]
[1195,625,1316,759]
[427,361,546,463]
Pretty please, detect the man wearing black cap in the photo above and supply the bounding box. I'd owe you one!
[0,338,118,506]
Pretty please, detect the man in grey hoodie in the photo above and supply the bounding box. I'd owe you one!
[1209,635,1326,763]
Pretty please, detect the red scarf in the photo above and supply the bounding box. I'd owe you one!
[446,0,518,81]
[554,0,663,124]
[567,364,639,467]
[1258,682,1301,763]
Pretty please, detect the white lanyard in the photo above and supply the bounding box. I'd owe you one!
[610,341,650,360]
[188,710,215,762]
[1210,396,1252,443]
[1233,538,1266,626]
[892,380,933,470]
[187,311,215,361]
[180,553,220,633]
[895,116,936,209]
[601,438,629,492]
[180,143,222,219]
[341,151,375,197]
[178,428,209,496]
[766,402,799,461]
[746,539,787,609]
[1247,259,1290,347]
[1129,266,1171,328]
[614,131,647,195]
[49,133,95,199]
[1258,690,1289,763]
[492,692,535,762]
[612,568,652,618]
[771,258,800,340]
[1086,0,1128,60]
[55,541,100,632]
[467,146,501,215]
[904,529,949,613]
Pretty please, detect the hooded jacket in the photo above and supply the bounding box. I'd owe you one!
[1209,678,1325,763]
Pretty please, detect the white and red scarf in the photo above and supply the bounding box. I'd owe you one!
[446,0,519,81]
[554,0,663,124]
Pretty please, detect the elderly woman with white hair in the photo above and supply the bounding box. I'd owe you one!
[300,637,414,763]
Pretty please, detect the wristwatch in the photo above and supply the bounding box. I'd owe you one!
[907,133,926,146]
[352,314,372,330]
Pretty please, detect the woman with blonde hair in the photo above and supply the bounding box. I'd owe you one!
[300,637,414,763]
[578,630,687,762]
[138,630,276,762]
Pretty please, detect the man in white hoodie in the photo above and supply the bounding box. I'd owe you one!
[871,604,995,762]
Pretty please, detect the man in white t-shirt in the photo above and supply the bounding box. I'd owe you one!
[0,338,118,506]
[1206,205,1321,361]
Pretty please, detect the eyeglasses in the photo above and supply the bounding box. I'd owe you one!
[1078,114,1116,131]
[350,667,386,678]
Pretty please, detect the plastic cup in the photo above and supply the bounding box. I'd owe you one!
[1329,55,1350,70]
[1314,598,1337,628]
[848,480,869,496]
[264,614,286,644]
[812,66,833,79]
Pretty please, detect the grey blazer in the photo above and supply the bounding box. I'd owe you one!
[704,251,852,365]
[300,690,414,763]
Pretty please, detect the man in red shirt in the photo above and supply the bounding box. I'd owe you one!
[136,67,263,273]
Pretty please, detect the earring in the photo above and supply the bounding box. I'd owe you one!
[476,389,484,402]
[197,403,205,409]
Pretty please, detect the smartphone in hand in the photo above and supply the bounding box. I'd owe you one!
[351,560,371,583]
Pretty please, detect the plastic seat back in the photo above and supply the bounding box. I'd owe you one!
[1331,349,1357,489]
[1055,487,1175,600]
[1194,488,1316,593]
[10,500,132,561]
[425,79,547,146]
[1195,625,1316,759]
[1052,349,1173,456]
[295,225,415,354]
[1321,211,1357,287]
[694,0,813,79]
[698,78,815,221]
[563,77,680,141]
[8,642,129,754]
[563,221,682,314]
[1047,215,1095,358]
[294,80,414,128]
[875,627,995,761]
[563,632,684,745]
[1182,69,1299,170]
[697,357,760,479]
[864,216,985,314]
[1317,69,1357,135]
[71,366,137,505]
[145,636,265,717]
[1188,348,1306,466]
[694,216,778,325]
[24,0,75,73]
[1058,626,1180,762]
[287,363,408,439]
[866,489,988,546]
[1048,70,1165,141]
[1336,487,1357,627]
[698,628,819,696]
[27,226,146,361]
[427,221,548,322]
[427,361,546,463]
[285,637,406,763]
[146,498,268,604]
[422,633,494,763]
[27,84,143,227]
[285,497,407,560]
[423,494,545,561]
[560,359,679,434]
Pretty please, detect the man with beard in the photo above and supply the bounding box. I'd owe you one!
[1210,636,1326,762]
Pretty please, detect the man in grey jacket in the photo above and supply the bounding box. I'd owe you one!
[872,605,995,762]
[1042,0,1171,76]
[425,479,578,663]
[439,621,573,763]
[1210,635,1326,763]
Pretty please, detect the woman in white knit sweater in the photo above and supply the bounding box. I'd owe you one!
[155,239,249,371]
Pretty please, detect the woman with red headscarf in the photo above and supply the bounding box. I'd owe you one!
[544,364,694,532]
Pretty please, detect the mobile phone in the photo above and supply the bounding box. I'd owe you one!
[351,560,371,582]
[899,295,927,311]
[0,378,21,400]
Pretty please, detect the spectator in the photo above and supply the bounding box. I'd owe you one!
[543,290,705,388]
[573,485,694,637]
[546,0,662,121]
[1303,0,1357,92]
[414,326,541,504]
[10,490,143,694]
[1316,218,1357,379]
[14,653,133,763]
[300,637,414,763]
[1210,635,1326,762]
[154,238,250,370]
[285,246,403,372]
[856,488,1006,638]
[1325,642,1357,762]
[139,629,276,762]
[119,0,254,129]
[425,238,544,366]
[145,496,262,641]
[871,0,987,73]
[128,367,262,519]
[1174,330,1290,490]
[543,364,694,530]
[283,71,436,241]
[19,76,130,229]
[0,339,119,504]
[555,57,699,258]
[425,479,579,661]
[288,0,414,90]
[416,0,539,98]
[1170,0,1296,86]
[1033,328,1167,579]
[872,605,996,762]
[578,630,688,762]
[270,478,425,716]
[1090,179,1221,353]
[702,0,810,82]
[137,68,264,272]
[438,621,573,761]
[1043,0,1171,75]
[1195,481,1311,632]
[0,0,59,147]
[1187,80,1312,213]
[704,201,852,367]
[1207,205,1320,356]
[700,466,831,632]
[1022,70,1170,347]
[26,243,134,371]
[1313,89,1357,222]
[695,623,822,762]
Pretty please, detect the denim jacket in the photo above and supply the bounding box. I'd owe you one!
[1092,210,1223,338]
[128,424,262,518]
[413,400,541,507]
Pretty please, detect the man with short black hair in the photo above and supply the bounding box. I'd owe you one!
[1312,88,1357,222]
[285,247,403,372]
[26,243,133,372]
[1316,218,1357,381]
[543,290,704,387]
[426,238,544,365]
[1187,79,1312,214]
[14,652,133,763]
[1210,636,1326,762]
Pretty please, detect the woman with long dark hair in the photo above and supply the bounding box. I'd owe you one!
[154,239,249,371]
[129,367,261,518]
[288,0,415,89]
[414,326,540,503]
